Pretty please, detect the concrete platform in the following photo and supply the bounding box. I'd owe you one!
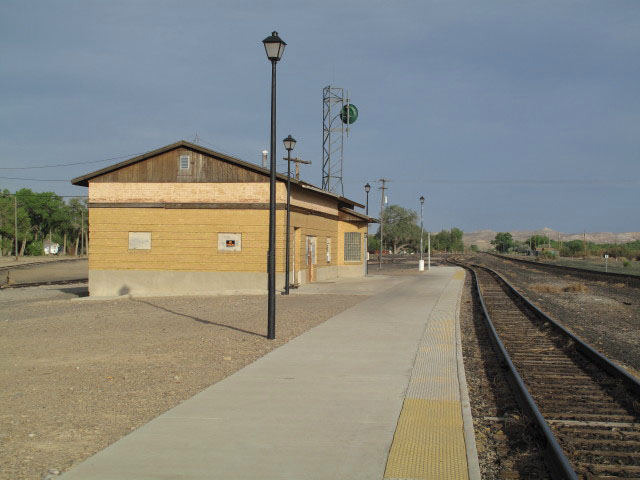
[62,266,476,480]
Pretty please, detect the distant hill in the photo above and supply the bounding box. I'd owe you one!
[463,228,640,250]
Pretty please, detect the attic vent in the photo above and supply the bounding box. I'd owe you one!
[179,155,190,169]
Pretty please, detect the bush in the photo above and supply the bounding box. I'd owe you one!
[539,250,556,260]
[470,245,479,252]
[26,240,43,256]
[623,260,631,268]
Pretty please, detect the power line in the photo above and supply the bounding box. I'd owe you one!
[1,193,87,198]
[0,151,149,170]
[0,176,70,182]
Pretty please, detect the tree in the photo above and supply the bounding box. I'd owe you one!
[491,232,515,253]
[0,190,32,256]
[377,205,421,254]
[367,234,380,253]
[431,228,465,252]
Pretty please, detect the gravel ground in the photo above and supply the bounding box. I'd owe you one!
[459,271,550,479]
[0,288,366,480]
[471,253,640,378]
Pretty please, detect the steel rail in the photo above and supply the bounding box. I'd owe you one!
[482,261,640,397]
[487,252,640,284]
[0,278,87,289]
[453,259,578,479]
[452,255,640,478]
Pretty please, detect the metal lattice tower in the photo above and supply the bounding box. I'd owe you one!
[322,86,349,195]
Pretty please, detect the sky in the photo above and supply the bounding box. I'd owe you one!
[1,0,639,234]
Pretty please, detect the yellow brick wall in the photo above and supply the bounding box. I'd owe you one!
[288,212,339,272]
[90,207,366,274]
[89,208,287,272]
[90,182,285,204]
[337,221,366,266]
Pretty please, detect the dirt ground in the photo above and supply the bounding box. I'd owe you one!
[0,286,366,480]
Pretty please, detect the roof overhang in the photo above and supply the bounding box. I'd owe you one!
[70,140,365,209]
[339,207,378,223]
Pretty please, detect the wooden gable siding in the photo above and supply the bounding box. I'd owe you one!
[91,148,267,184]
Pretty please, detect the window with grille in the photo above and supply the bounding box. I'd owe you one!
[344,232,361,262]
[179,155,190,169]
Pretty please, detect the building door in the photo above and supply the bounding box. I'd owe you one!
[292,227,300,286]
[306,236,316,283]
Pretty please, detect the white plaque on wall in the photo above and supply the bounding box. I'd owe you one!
[129,232,151,250]
[218,233,242,252]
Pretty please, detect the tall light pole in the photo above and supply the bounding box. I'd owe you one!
[364,183,370,275]
[282,134,296,295]
[378,179,389,270]
[263,31,286,340]
[419,196,425,272]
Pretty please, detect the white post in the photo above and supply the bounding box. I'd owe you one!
[428,232,431,270]
[418,198,424,272]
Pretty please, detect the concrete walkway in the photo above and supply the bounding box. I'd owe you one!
[62,266,468,480]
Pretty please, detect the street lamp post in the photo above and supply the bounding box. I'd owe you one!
[364,183,370,275]
[263,31,286,340]
[419,196,425,272]
[283,134,296,295]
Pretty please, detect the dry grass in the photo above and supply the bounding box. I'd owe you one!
[612,282,626,289]
[531,283,588,293]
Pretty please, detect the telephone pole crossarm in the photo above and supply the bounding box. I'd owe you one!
[282,156,312,180]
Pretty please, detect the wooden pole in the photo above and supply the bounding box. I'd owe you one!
[14,195,18,261]
[81,210,84,256]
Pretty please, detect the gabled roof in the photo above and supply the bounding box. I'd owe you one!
[71,140,365,209]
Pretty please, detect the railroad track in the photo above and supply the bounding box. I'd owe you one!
[450,256,640,479]
[0,278,87,289]
[486,252,640,288]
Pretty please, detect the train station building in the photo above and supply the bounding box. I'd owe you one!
[71,140,375,297]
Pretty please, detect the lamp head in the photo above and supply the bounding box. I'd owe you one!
[420,195,425,205]
[263,31,286,62]
[282,134,296,151]
[364,183,371,193]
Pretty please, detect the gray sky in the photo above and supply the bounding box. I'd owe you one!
[1,1,639,233]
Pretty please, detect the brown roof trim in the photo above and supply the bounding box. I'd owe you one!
[71,140,364,209]
[338,207,378,223]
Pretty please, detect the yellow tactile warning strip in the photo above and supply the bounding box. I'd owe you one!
[384,270,468,480]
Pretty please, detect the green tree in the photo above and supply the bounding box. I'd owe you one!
[525,235,550,250]
[491,232,515,253]
[377,205,421,254]
[431,228,465,252]
[0,191,33,256]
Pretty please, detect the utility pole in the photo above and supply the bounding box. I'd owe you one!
[378,179,389,270]
[284,157,312,180]
[14,194,18,261]
[81,210,84,257]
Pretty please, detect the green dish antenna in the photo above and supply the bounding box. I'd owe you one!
[340,104,358,124]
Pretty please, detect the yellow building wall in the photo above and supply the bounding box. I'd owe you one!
[90,182,285,204]
[90,208,287,273]
[337,220,367,266]
[288,212,339,273]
